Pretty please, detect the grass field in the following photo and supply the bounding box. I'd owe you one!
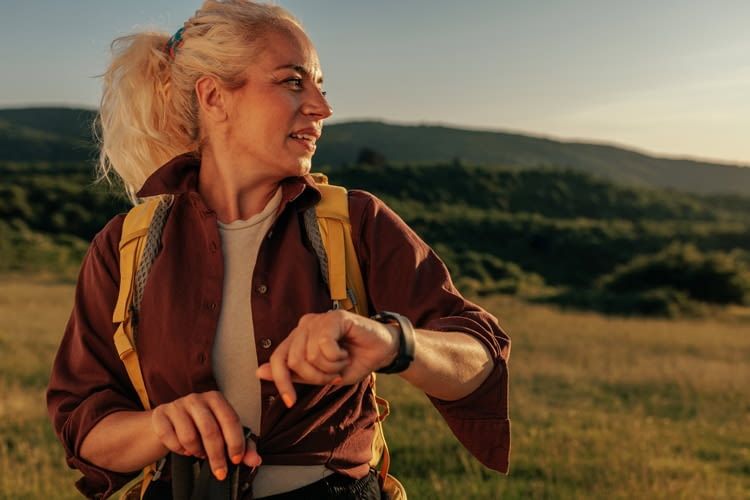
[1,277,749,499]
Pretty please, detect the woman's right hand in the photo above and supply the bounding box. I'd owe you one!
[151,391,261,480]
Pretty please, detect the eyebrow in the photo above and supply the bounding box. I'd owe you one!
[274,64,324,85]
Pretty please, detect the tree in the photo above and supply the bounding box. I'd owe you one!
[356,147,386,166]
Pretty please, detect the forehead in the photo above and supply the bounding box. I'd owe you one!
[259,28,323,83]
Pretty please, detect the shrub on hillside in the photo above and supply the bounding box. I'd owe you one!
[598,244,750,305]
[0,220,87,278]
[433,245,545,296]
[542,287,705,317]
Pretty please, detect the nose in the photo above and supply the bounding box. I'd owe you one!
[302,87,333,120]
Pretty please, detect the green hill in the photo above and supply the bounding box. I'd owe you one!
[3,158,749,315]
[2,107,749,315]
[0,108,95,162]
[2,107,749,196]
[315,121,750,196]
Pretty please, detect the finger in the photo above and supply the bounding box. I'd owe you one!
[286,327,310,377]
[167,403,206,458]
[204,392,245,465]
[256,363,273,381]
[151,407,185,454]
[188,402,228,480]
[241,437,262,468]
[286,329,341,383]
[314,337,349,363]
[307,356,351,377]
[268,340,296,408]
[289,355,347,385]
[257,359,348,383]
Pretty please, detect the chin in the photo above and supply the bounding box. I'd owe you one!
[295,158,312,176]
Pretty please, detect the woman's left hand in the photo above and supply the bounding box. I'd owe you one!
[256,310,399,408]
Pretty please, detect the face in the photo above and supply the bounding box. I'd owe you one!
[221,26,332,179]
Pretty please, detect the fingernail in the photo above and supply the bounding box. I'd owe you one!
[231,454,242,464]
[331,376,343,385]
[281,392,294,408]
[214,467,227,481]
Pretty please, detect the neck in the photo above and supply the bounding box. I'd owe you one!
[198,148,282,223]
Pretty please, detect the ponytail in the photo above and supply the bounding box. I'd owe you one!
[95,31,194,204]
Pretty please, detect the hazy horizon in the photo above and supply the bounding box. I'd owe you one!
[2,0,749,165]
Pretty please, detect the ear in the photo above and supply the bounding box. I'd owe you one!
[195,75,228,123]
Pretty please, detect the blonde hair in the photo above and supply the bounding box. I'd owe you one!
[95,0,303,203]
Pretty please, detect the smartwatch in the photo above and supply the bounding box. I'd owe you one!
[372,311,416,374]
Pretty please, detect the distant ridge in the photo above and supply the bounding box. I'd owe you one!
[2,107,749,196]
[315,121,750,196]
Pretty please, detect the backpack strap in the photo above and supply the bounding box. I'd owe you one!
[113,195,173,499]
[304,175,397,492]
[304,173,368,316]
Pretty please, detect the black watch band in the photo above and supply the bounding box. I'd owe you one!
[372,311,416,374]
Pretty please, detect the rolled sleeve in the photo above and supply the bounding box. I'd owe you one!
[46,215,142,498]
[350,190,511,473]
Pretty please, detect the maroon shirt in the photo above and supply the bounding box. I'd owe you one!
[46,153,511,499]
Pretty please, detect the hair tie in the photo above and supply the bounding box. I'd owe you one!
[165,27,185,59]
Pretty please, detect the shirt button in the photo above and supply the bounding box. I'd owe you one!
[260,338,272,349]
[209,241,218,253]
[208,302,218,311]
[197,353,206,364]
[240,482,251,493]
[256,284,268,295]
[266,395,276,405]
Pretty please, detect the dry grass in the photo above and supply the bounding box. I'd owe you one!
[0,277,79,499]
[1,278,748,499]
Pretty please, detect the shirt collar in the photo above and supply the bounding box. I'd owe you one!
[136,152,322,212]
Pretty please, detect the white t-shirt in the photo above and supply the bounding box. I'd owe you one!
[213,187,333,497]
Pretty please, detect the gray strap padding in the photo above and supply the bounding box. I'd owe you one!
[303,207,330,289]
[303,207,357,308]
[131,195,174,329]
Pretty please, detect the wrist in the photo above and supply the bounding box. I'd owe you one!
[371,311,416,374]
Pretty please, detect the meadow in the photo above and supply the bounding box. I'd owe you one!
[1,277,748,499]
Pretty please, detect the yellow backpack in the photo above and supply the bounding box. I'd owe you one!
[112,174,406,499]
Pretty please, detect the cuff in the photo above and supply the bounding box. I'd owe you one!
[60,390,142,498]
[426,357,511,473]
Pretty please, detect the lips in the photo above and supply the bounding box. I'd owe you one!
[289,128,321,153]
[289,133,317,152]
[290,127,321,141]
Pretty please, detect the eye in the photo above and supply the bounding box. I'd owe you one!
[284,77,327,96]
[284,77,304,89]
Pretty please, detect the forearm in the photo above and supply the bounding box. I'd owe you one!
[392,327,495,401]
[79,410,168,473]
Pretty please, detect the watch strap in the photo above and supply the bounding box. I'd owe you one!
[372,311,416,374]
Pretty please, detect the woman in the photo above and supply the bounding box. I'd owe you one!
[46,1,511,498]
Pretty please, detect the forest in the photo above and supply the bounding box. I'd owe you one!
[2,159,748,316]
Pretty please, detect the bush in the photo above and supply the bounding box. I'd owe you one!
[0,221,87,278]
[446,249,545,297]
[599,244,750,305]
[540,287,704,317]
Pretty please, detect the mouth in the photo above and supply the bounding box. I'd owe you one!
[289,132,317,153]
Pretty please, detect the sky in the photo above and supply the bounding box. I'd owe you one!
[1,0,749,165]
